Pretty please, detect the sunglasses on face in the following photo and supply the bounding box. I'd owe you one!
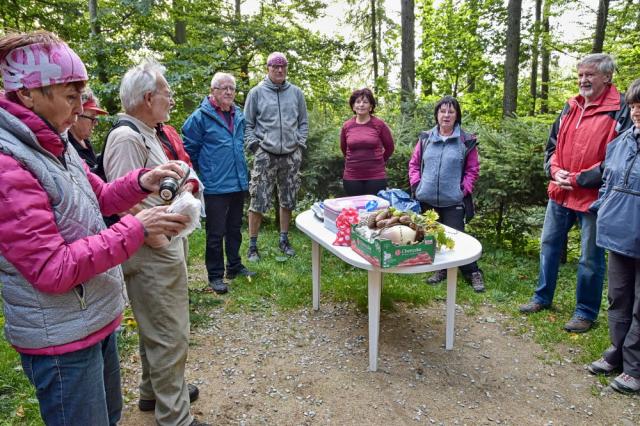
[78,114,98,124]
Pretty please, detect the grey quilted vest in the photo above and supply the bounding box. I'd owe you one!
[415,126,465,207]
[0,108,126,350]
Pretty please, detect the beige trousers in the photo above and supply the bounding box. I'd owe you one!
[124,237,192,426]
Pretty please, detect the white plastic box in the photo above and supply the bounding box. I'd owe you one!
[323,195,390,233]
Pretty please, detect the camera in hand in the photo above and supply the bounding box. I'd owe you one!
[159,161,190,202]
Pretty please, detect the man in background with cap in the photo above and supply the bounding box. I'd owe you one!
[244,51,308,261]
[68,86,108,173]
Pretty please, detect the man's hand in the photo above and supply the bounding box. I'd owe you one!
[139,162,187,193]
[135,205,189,237]
[552,169,573,191]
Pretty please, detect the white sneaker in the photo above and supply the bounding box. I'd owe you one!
[611,373,640,393]
[588,357,618,375]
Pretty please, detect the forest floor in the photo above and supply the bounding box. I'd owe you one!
[119,298,640,425]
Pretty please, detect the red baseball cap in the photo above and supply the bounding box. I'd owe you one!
[83,98,108,115]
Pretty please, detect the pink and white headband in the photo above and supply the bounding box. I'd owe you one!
[0,42,87,92]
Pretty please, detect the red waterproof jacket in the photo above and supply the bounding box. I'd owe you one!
[543,84,632,212]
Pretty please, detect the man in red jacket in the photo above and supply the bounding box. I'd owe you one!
[519,53,632,333]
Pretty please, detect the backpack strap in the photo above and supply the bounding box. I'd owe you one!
[460,129,478,171]
[155,124,180,160]
[95,119,148,181]
[418,130,432,178]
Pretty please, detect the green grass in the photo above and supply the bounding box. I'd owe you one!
[0,218,613,424]
[0,318,41,425]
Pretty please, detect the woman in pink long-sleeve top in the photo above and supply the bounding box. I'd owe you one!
[340,88,394,196]
[407,96,484,292]
[0,30,188,425]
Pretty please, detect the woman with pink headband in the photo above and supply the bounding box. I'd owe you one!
[0,31,190,425]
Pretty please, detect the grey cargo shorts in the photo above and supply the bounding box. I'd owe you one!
[249,147,302,213]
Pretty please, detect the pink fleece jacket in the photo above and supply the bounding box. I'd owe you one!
[0,97,148,355]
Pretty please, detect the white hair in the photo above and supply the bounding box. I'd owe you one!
[577,53,616,79]
[119,59,166,113]
[81,86,96,105]
[210,72,236,89]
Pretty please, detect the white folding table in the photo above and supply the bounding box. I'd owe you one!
[295,209,483,371]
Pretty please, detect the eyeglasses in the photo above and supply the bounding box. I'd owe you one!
[78,114,98,124]
[153,90,174,100]
[213,86,236,92]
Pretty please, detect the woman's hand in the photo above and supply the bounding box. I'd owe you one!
[135,205,189,237]
[181,181,195,194]
[138,162,187,193]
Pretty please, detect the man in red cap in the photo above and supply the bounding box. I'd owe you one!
[68,87,108,172]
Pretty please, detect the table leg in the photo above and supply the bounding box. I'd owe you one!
[367,270,383,372]
[445,267,458,350]
[312,241,321,310]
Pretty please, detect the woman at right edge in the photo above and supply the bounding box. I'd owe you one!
[408,95,485,292]
[588,78,640,394]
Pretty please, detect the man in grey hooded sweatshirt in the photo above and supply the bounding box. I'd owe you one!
[244,52,309,261]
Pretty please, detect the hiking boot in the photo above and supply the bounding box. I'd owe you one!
[139,384,200,411]
[426,270,446,285]
[518,301,549,314]
[611,373,640,394]
[209,278,228,295]
[279,239,296,257]
[247,246,260,262]
[563,317,593,333]
[226,266,256,280]
[469,271,485,293]
[588,358,619,375]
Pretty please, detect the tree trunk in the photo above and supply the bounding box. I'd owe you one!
[529,0,542,116]
[502,0,522,117]
[592,0,610,53]
[235,0,250,89]
[174,0,187,46]
[370,0,379,91]
[377,0,385,90]
[88,0,117,114]
[400,0,415,116]
[540,0,551,114]
[466,0,479,93]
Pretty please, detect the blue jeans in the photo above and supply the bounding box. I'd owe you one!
[533,199,606,321]
[20,332,122,426]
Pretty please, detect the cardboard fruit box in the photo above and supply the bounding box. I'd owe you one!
[350,225,436,268]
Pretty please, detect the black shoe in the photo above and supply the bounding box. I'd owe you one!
[279,239,296,256]
[247,246,260,262]
[469,271,485,293]
[190,419,211,426]
[518,301,550,314]
[426,270,446,285]
[209,278,228,295]
[226,266,256,280]
[563,317,593,333]
[139,384,200,411]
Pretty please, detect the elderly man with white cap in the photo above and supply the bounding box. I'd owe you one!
[244,51,308,261]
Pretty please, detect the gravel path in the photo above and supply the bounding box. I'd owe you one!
[119,301,640,425]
